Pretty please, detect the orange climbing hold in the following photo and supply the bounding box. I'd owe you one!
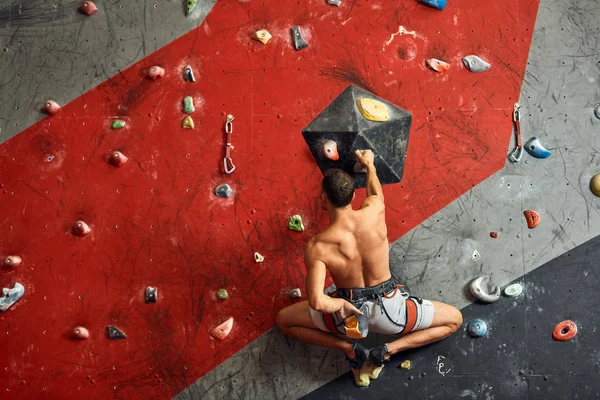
[425,58,450,72]
[523,210,540,229]
[490,232,498,238]
[552,320,577,341]
[211,317,233,340]
[110,151,128,167]
[73,220,91,237]
[72,326,90,340]
[147,66,165,80]
[4,255,22,268]
[42,100,61,116]
[323,140,339,161]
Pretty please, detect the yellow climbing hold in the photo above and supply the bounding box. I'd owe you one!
[352,361,384,387]
[182,116,194,129]
[356,98,389,122]
[252,29,272,45]
[400,360,412,370]
[591,173,600,197]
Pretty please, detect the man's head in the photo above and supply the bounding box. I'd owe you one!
[321,169,355,209]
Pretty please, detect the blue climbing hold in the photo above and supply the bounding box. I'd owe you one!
[524,137,551,159]
[467,319,487,338]
[419,0,447,10]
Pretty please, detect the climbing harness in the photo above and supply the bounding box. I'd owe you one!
[223,114,236,174]
[509,103,523,163]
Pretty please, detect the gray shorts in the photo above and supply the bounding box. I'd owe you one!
[309,286,435,339]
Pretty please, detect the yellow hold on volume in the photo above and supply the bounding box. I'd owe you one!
[356,98,389,122]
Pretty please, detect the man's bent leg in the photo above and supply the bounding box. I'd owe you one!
[384,301,462,358]
[277,300,356,358]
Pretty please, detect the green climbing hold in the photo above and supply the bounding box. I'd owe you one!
[288,215,305,232]
[112,119,126,129]
[185,0,197,16]
[217,289,228,300]
[182,96,195,114]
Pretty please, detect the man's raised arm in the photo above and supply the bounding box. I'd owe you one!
[355,150,384,202]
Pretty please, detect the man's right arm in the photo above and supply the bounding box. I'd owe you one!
[355,150,384,203]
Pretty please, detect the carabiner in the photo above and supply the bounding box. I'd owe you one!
[224,157,236,174]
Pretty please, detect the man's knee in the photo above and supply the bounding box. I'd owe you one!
[448,307,463,333]
[276,308,290,335]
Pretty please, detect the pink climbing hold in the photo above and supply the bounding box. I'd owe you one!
[323,140,340,161]
[426,58,450,72]
[110,151,128,167]
[72,326,90,340]
[3,256,22,268]
[211,317,233,340]
[147,66,165,80]
[73,220,91,237]
[42,100,61,116]
[79,1,98,15]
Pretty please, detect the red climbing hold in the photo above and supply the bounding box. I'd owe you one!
[73,220,91,237]
[211,317,233,340]
[490,232,498,238]
[4,255,22,268]
[42,100,61,116]
[79,1,98,15]
[552,320,577,341]
[110,151,128,167]
[147,66,165,80]
[323,140,339,161]
[72,326,90,340]
[523,210,540,229]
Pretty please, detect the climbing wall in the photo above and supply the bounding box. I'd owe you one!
[0,0,578,399]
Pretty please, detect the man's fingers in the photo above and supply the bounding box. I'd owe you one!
[353,306,364,315]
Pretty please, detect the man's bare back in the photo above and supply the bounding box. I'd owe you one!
[305,197,390,289]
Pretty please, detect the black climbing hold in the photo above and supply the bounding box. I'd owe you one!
[145,287,157,303]
[184,65,196,82]
[302,85,412,188]
[106,325,126,340]
[215,184,233,198]
[291,26,308,51]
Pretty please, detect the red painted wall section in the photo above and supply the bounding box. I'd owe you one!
[0,0,539,398]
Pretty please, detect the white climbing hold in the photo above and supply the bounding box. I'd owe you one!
[254,252,264,263]
[462,55,491,73]
[469,275,501,303]
[289,288,302,298]
[472,250,480,260]
[0,282,25,312]
[504,283,523,297]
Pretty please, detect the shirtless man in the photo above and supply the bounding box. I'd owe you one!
[277,150,463,374]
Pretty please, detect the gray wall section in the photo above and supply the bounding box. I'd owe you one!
[0,0,216,143]
[174,0,600,399]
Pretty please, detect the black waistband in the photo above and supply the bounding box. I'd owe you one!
[337,277,397,302]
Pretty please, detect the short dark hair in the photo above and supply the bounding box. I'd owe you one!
[322,169,355,208]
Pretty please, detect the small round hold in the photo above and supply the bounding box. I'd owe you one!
[490,231,498,239]
[73,220,91,237]
[4,255,22,268]
[217,289,228,300]
[73,326,90,340]
[110,151,128,167]
[147,66,165,80]
[226,114,234,121]
[467,319,487,338]
[552,320,577,341]
[254,252,264,263]
[289,288,302,299]
[503,283,523,297]
[590,173,600,197]
[42,100,61,116]
[79,1,98,15]
[323,140,339,161]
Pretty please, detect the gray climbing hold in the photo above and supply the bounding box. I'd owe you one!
[106,325,126,340]
[184,65,196,82]
[462,55,491,73]
[145,287,157,303]
[215,184,233,198]
[469,275,501,303]
[524,137,551,159]
[594,104,600,119]
[327,0,341,5]
[0,282,24,312]
[183,96,195,114]
[504,283,523,297]
[291,26,308,51]
[289,288,302,298]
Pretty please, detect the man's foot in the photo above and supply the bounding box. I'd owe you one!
[368,344,390,367]
[346,343,369,370]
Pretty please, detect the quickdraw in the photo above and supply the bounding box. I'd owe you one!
[508,103,523,163]
[223,114,236,174]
